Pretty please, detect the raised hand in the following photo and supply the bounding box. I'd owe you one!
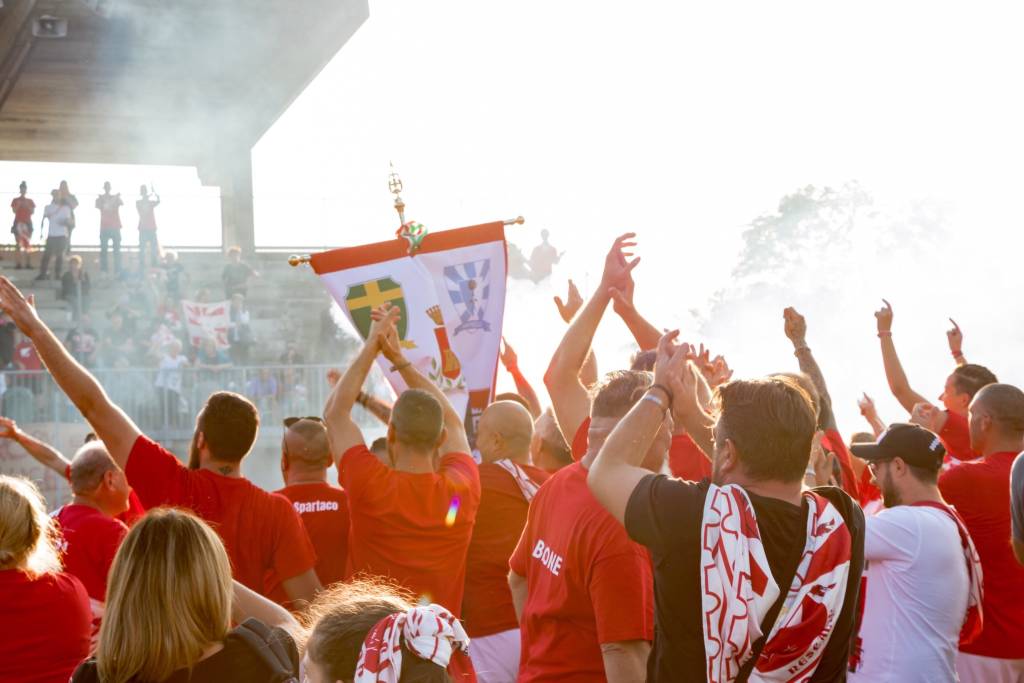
[0,416,20,440]
[0,278,40,333]
[857,393,877,418]
[910,401,943,432]
[500,337,519,370]
[708,355,734,388]
[600,232,640,291]
[325,368,342,388]
[947,318,963,356]
[553,279,583,323]
[783,307,807,345]
[369,303,403,361]
[875,299,894,334]
[609,275,636,317]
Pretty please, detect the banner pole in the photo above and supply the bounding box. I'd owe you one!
[288,215,526,267]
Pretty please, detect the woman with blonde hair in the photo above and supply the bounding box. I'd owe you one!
[0,474,92,682]
[303,578,469,683]
[72,507,302,683]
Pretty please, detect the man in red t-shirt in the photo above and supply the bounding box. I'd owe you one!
[938,383,1024,681]
[53,443,131,613]
[266,416,349,604]
[510,370,661,682]
[324,303,479,681]
[0,279,321,606]
[11,180,35,269]
[463,400,550,682]
[873,300,997,463]
[95,181,124,275]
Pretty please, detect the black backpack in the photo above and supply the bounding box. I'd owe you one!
[233,619,300,683]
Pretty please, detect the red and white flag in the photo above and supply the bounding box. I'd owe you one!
[181,300,231,349]
[310,222,508,448]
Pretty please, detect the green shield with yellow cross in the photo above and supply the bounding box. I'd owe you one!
[345,277,409,341]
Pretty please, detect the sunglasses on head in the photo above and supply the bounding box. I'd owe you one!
[283,416,325,428]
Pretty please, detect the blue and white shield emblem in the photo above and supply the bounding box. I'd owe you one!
[444,260,492,335]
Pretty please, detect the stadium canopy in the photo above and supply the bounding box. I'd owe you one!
[0,0,369,250]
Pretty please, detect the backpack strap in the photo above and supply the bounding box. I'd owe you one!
[234,618,299,682]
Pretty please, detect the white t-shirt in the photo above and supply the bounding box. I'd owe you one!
[44,203,71,237]
[849,505,969,683]
[155,355,188,393]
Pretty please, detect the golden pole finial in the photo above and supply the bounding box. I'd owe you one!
[388,162,406,227]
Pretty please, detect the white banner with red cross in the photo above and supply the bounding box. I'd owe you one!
[181,300,231,349]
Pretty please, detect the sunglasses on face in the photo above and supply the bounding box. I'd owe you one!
[283,416,325,428]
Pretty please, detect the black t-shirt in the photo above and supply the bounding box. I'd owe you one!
[625,476,865,683]
[71,623,298,683]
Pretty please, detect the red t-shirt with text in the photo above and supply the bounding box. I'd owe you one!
[54,503,127,602]
[509,462,654,681]
[340,445,480,615]
[267,482,350,603]
[462,462,550,637]
[126,436,317,598]
[939,451,1024,658]
[0,569,91,683]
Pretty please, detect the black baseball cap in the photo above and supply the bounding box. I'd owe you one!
[849,423,946,469]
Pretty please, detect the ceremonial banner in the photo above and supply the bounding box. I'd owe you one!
[311,222,507,447]
[181,300,231,349]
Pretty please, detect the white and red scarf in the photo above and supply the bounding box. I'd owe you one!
[701,484,853,683]
[494,459,541,502]
[354,604,470,683]
[910,502,983,644]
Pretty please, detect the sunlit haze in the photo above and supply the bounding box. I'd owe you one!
[3,0,1022,435]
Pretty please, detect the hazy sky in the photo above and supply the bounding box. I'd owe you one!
[3,0,1022,434]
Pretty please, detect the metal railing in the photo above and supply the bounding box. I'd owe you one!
[1,363,390,444]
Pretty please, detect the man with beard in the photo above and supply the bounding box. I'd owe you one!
[0,276,321,606]
[848,424,983,682]
[588,332,865,682]
[938,383,1024,681]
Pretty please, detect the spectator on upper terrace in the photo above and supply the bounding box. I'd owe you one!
[279,340,305,365]
[160,250,187,302]
[65,317,99,368]
[196,337,232,380]
[57,180,79,252]
[136,185,161,269]
[155,340,188,428]
[246,368,279,418]
[59,255,91,323]
[228,294,254,365]
[36,190,70,281]
[95,181,123,276]
[10,181,35,270]
[222,246,259,299]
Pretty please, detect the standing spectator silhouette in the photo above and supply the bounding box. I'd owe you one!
[95,182,123,276]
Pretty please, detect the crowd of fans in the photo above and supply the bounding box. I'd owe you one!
[4,185,344,425]
[0,232,1023,683]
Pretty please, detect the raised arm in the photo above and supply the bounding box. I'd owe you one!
[499,338,542,419]
[0,417,69,475]
[857,393,887,438]
[589,331,685,524]
[322,322,386,462]
[378,307,471,456]
[545,235,639,442]
[357,391,393,425]
[609,276,661,352]
[947,318,967,367]
[554,279,599,388]
[0,278,141,469]
[784,307,838,431]
[231,580,303,640]
[875,299,929,414]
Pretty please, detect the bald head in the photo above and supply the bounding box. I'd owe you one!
[69,443,119,495]
[478,401,534,464]
[973,384,1024,436]
[284,419,331,468]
